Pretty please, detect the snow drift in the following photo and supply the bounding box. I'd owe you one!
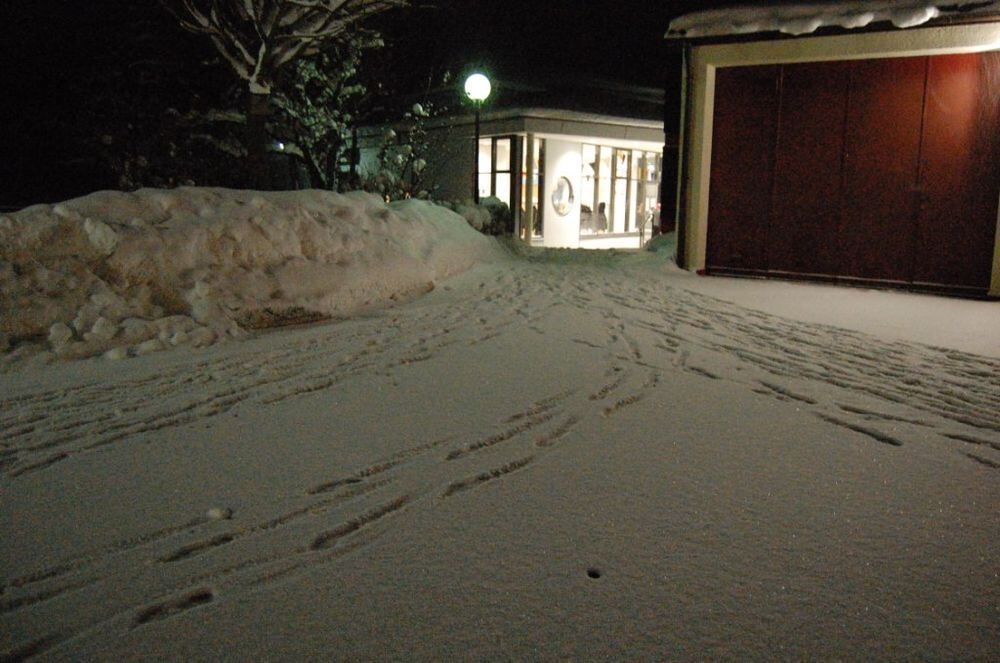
[0,188,501,364]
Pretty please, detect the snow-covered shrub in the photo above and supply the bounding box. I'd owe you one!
[645,231,676,256]
[360,101,439,202]
[271,32,382,191]
[438,201,491,232]
[436,198,512,236]
[479,197,513,236]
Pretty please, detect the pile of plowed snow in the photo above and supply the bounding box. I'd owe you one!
[0,188,501,365]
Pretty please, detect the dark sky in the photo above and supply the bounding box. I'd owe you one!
[378,0,740,87]
[0,0,740,205]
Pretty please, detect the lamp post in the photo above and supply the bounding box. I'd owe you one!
[464,72,491,204]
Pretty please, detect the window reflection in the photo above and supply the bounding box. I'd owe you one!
[598,146,612,233]
[518,136,545,239]
[580,144,597,233]
[495,138,511,172]
[478,136,515,206]
[579,143,661,239]
[531,138,544,237]
[613,149,629,232]
[640,152,661,236]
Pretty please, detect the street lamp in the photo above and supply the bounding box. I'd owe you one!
[465,72,491,204]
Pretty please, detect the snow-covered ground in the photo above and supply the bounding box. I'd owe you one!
[2,191,998,660]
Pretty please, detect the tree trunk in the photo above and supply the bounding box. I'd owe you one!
[247,91,271,189]
[303,150,328,190]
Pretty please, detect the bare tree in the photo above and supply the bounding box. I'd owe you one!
[161,0,407,186]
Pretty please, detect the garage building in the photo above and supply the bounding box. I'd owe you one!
[666,2,1000,297]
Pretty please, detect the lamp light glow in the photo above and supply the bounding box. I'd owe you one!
[465,71,491,205]
[464,73,492,102]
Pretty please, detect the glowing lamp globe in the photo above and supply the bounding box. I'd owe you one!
[464,73,491,102]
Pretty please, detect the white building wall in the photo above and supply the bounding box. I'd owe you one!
[540,138,582,249]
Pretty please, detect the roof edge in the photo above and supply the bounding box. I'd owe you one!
[359,107,665,137]
[665,1,1000,42]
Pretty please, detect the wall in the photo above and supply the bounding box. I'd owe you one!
[540,138,583,248]
[422,124,477,202]
[679,22,1000,295]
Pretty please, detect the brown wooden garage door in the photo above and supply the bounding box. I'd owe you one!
[706,52,1000,295]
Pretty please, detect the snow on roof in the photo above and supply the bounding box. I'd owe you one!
[667,1,1000,39]
[429,107,664,131]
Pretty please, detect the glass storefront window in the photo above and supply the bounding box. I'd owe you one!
[495,138,511,172]
[495,174,511,206]
[643,152,660,232]
[478,174,492,201]
[580,144,597,233]
[613,149,630,232]
[597,146,612,234]
[477,139,491,200]
[518,136,545,239]
[478,139,492,176]
[532,138,545,237]
[579,143,662,239]
[478,136,515,207]
[632,152,643,230]
[520,139,529,240]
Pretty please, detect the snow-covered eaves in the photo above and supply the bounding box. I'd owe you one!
[667,1,1000,40]
[356,107,665,146]
[426,107,664,131]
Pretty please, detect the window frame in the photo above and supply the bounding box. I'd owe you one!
[478,135,517,207]
[580,143,662,239]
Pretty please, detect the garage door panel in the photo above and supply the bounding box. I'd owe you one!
[768,61,851,276]
[914,52,1000,289]
[839,57,926,282]
[706,65,779,271]
[706,53,998,293]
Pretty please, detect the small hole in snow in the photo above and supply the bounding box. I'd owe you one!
[587,568,601,579]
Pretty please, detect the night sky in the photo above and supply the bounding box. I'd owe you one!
[374,0,736,87]
[0,0,741,206]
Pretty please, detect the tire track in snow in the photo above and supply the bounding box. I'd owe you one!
[2,274,557,655]
[598,275,999,450]
[3,256,998,657]
[442,456,535,497]
[0,281,534,477]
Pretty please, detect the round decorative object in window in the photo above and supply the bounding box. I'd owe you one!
[551,176,574,216]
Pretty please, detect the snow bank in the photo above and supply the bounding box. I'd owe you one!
[667,1,1000,39]
[0,188,500,364]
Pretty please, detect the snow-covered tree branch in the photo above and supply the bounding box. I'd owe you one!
[161,0,407,187]
[270,31,382,190]
[161,0,407,94]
